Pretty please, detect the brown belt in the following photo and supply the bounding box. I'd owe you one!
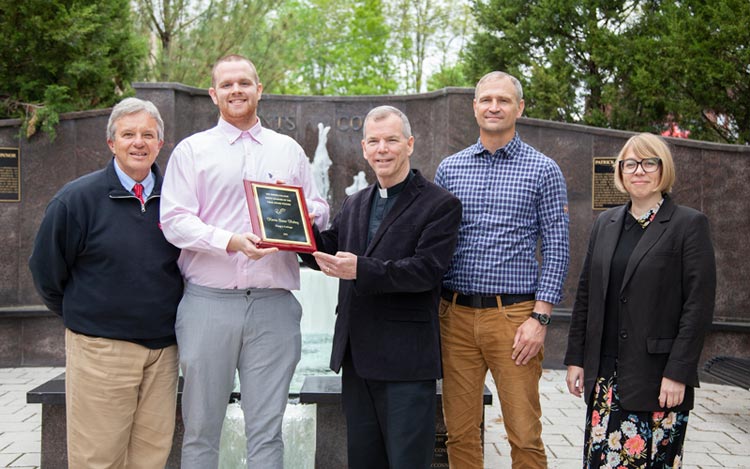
[440,290,535,308]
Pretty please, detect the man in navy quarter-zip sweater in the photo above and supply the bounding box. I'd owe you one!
[29,97,183,469]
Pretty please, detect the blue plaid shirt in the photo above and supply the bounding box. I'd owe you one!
[435,134,570,304]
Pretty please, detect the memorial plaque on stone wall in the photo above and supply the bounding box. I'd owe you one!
[433,433,449,467]
[0,148,20,202]
[592,157,629,210]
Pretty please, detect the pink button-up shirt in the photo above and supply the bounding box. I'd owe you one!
[160,119,329,290]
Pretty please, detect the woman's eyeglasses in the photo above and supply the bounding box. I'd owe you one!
[619,157,661,174]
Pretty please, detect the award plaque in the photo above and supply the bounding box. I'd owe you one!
[243,180,317,253]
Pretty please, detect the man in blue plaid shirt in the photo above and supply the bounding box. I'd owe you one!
[435,71,570,468]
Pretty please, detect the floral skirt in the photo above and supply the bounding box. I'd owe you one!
[583,370,689,468]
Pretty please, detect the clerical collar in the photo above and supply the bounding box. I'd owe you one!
[377,171,414,199]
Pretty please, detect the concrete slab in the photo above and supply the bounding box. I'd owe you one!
[2,367,749,469]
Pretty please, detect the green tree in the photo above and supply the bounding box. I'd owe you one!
[390,0,475,93]
[615,0,750,143]
[134,0,294,89]
[463,0,750,143]
[340,0,398,94]
[134,0,463,96]
[0,0,146,138]
[132,0,203,82]
[464,0,633,123]
[280,0,397,95]
[390,0,446,93]
[427,63,474,90]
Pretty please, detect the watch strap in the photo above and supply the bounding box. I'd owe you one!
[531,312,551,325]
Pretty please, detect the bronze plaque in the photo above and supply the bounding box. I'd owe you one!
[592,157,628,210]
[0,147,20,202]
[432,433,449,467]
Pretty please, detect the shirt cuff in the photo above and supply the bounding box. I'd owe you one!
[212,228,235,253]
[535,290,561,306]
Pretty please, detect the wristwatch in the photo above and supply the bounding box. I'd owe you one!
[531,312,551,325]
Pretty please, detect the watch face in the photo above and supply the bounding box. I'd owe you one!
[533,313,550,325]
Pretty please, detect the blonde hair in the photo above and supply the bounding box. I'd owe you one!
[475,71,523,103]
[614,133,675,194]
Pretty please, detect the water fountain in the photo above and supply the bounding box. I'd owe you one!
[345,171,369,195]
[311,123,333,203]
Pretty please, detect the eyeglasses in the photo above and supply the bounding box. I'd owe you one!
[619,157,661,174]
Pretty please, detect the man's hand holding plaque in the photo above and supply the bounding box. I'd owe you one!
[226,232,279,259]
[243,180,318,253]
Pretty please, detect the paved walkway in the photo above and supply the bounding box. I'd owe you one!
[1,367,748,468]
[485,370,750,468]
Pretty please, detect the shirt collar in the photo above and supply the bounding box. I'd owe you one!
[377,170,414,198]
[218,118,263,145]
[472,133,522,160]
[113,158,154,196]
[629,196,665,229]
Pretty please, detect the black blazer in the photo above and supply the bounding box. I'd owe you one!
[303,170,461,381]
[565,194,715,411]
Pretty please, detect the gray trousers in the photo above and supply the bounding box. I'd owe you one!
[176,283,302,469]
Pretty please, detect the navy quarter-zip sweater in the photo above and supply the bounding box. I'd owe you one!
[29,159,183,347]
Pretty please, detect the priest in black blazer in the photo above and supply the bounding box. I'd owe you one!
[302,105,462,469]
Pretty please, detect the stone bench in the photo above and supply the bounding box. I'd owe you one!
[299,375,493,468]
[0,306,64,367]
[26,373,244,469]
[704,356,750,390]
[29,373,493,468]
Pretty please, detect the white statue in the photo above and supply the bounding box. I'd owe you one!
[345,171,368,195]
[311,123,332,201]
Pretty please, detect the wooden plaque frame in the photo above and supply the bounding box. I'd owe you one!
[243,180,317,253]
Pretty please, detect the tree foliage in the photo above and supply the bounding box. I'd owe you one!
[622,0,750,143]
[390,0,444,92]
[427,63,474,91]
[464,0,636,123]
[464,0,750,144]
[279,0,397,95]
[134,0,295,89]
[133,0,204,82]
[0,0,146,139]
[135,0,399,95]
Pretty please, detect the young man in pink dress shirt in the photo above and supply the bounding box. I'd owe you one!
[160,54,329,469]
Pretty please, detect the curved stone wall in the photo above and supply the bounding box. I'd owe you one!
[1,83,748,366]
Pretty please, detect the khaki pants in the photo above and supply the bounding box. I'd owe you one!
[439,298,547,469]
[65,329,179,469]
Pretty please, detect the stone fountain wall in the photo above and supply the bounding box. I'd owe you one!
[1,83,748,368]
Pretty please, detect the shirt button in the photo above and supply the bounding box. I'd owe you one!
[619,330,628,340]
[620,296,628,303]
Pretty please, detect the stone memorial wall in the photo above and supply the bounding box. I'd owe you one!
[1,83,748,366]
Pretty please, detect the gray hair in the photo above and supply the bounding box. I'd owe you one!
[363,105,412,139]
[475,71,524,102]
[107,97,164,141]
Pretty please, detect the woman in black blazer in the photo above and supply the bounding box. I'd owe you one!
[565,133,716,468]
